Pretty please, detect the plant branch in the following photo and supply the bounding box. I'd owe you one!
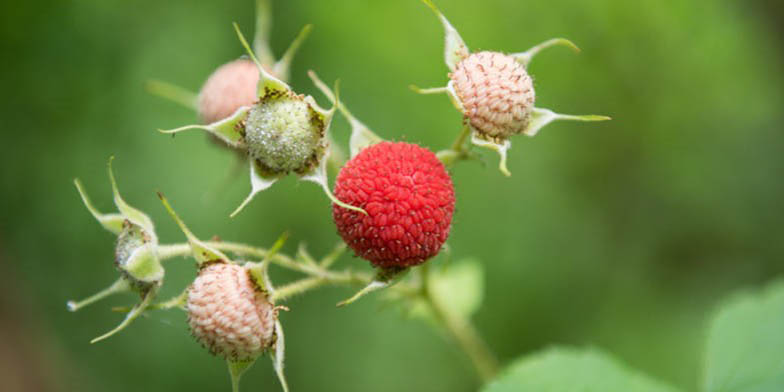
[437,124,473,167]
[420,264,499,382]
[158,240,498,382]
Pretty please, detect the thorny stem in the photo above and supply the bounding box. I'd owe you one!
[420,264,500,382]
[156,241,498,382]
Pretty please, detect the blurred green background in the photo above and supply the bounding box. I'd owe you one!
[1,0,783,391]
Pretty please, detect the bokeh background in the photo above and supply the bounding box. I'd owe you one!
[1,0,783,391]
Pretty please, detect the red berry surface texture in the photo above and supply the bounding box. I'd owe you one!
[333,142,456,268]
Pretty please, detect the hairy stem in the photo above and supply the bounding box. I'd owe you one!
[158,241,499,382]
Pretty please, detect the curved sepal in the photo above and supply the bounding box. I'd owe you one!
[227,359,256,392]
[91,284,159,344]
[252,0,275,67]
[337,267,408,307]
[409,85,449,95]
[524,107,611,137]
[230,160,282,218]
[301,146,367,215]
[145,79,199,111]
[445,80,465,112]
[108,157,156,237]
[471,131,512,177]
[271,320,290,392]
[273,24,313,82]
[67,277,131,312]
[511,38,580,68]
[247,232,289,293]
[233,22,291,97]
[308,70,384,157]
[158,106,250,148]
[421,0,469,70]
[157,192,231,266]
[74,179,124,235]
[124,244,164,284]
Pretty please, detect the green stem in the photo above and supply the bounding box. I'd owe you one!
[451,124,472,152]
[157,241,499,382]
[158,242,376,295]
[437,124,472,167]
[421,264,499,382]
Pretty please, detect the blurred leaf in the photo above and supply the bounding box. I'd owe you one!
[703,280,784,392]
[431,258,484,319]
[482,347,681,392]
[383,258,483,324]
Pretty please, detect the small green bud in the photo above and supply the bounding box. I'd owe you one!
[69,158,164,343]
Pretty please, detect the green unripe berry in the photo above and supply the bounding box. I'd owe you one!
[244,91,325,174]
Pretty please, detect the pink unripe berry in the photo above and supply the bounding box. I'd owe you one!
[187,262,276,361]
[450,51,535,139]
[198,59,260,124]
[333,142,456,268]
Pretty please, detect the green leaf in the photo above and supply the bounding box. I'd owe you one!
[482,347,680,392]
[431,258,483,319]
[703,280,784,392]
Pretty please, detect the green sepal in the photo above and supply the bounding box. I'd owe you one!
[67,277,131,312]
[252,0,275,67]
[74,178,124,235]
[308,70,384,157]
[123,244,164,284]
[158,105,250,148]
[420,0,470,70]
[470,131,512,177]
[91,283,159,344]
[271,320,290,392]
[409,85,449,95]
[247,231,289,293]
[524,107,611,137]
[230,159,282,218]
[157,192,231,266]
[108,157,156,237]
[337,267,408,307]
[301,145,367,215]
[511,38,580,68]
[272,24,313,82]
[233,22,291,97]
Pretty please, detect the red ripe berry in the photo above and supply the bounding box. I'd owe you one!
[333,142,456,268]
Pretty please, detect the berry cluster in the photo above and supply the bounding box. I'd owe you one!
[69,0,607,391]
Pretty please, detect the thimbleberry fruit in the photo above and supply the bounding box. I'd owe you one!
[450,51,535,140]
[187,262,277,361]
[332,142,456,268]
[415,0,609,176]
[198,59,260,124]
[161,25,363,217]
[244,90,326,174]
